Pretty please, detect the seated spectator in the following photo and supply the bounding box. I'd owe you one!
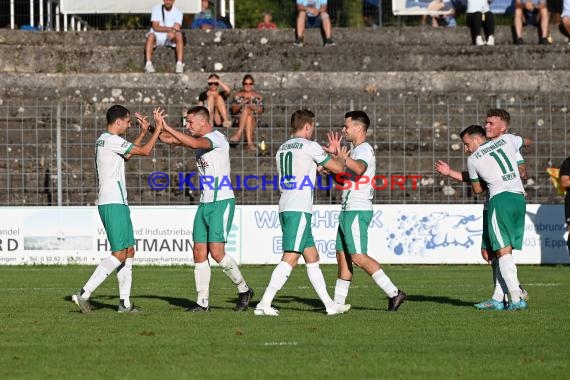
[466,0,495,45]
[198,74,233,128]
[513,0,551,44]
[560,0,570,44]
[294,1,335,47]
[422,0,457,27]
[191,0,229,30]
[145,0,184,74]
[257,11,277,30]
[229,75,264,151]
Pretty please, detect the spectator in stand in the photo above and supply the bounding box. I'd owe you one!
[513,0,551,44]
[466,0,495,45]
[560,0,570,44]
[191,0,229,30]
[559,154,570,255]
[198,74,233,128]
[145,0,184,74]
[294,1,336,47]
[257,11,277,30]
[422,0,457,27]
[229,74,263,151]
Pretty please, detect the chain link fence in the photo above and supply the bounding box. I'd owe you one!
[1,94,568,207]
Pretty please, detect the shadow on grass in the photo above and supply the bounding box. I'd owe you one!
[407,294,473,307]
[64,294,117,313]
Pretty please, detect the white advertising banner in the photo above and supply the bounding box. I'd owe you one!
[0,205,567,265]
[60,0,201,14]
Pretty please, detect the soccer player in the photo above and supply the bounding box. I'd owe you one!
[558,156,570,255]
[254,109,350,316]
[72,105,164,313]
[158,106,254,312]
[435,121,530,310]
[463,119,528,311]
[326,110,407,312]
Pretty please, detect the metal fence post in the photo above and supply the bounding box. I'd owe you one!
[56,103,62,206]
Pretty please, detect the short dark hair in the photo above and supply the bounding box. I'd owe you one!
[106,105,130,125]
[187,105,210,120]
[486,109,510,125]
[208,73,219,80]
[459,125,486,139]
[291,109,315,132]
[242,74,254,85]
[345,110,370,131]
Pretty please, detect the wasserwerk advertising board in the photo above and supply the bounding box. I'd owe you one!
[0,205,567,265]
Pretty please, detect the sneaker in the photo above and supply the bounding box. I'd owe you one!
[538,37,549,45]
[234,288,254,311]
[222,120,233,128]
[175,61,184,74]
[507,299,528,311]
[145,61,155,73]
[520,285,529,301]
[474,298,505,310]
[293,38,303,47]
[326,303,351,316]
[186,304,210,312]
[388,290,407,311]
[118,304,142,313]
[486,35,495,46]
[324,38,336,47]
[514,38,524,45]
[254,303,279,316]
[475,36,485,46]
[71,293,92,313]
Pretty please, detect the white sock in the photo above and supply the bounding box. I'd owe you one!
[498,254,521,303]
[117,257,133,308]
[219,255,249,293]
[194,261,211,307]
[82,255,122,299]
[146,60,152,65]
[372,269,398,298]
[176,61,182,65]
[260,261,292,306]
[491,258,509,302]
[306,262,334,309]
[334,279,351,304]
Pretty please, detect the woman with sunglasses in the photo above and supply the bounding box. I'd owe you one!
[229,74,264,151]
[198,74,233,128]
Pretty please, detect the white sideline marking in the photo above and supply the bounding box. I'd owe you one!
[264,342,298,346]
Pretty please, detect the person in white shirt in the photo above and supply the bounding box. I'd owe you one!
[158,106,254,312]
[145,0,185,74]
[326,111,407,312]
[254,109,349,316]
[71,105,163,313]
[463,110,529,311]
[466,0,495,45]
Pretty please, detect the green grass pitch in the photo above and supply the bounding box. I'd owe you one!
[1,265,569,379]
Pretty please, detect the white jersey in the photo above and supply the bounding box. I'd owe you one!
[481,149,525,210]
[96,132,134,205]
[341,142,375,211]
[467,134,525,199]
[197,130,234,203]
[149,4,183,31]
[277,137,330,213]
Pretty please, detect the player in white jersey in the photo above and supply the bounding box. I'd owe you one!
[326,110,407,312]
[462,116,529,311]
[435,118,531,310]
[255,109,350,316]
[72,105,164,313]
[158,106,254,312]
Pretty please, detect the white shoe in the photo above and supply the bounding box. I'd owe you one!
[254,303,279,316]
[326,303,351,316]
[475,36,485,46]
[486,35,495,46]
[145,62,155,73]
[175,62,184,74]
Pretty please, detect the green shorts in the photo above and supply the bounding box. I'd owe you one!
[336,210,373,254]
[481,209,492,251]
[279,211,315,253]
[488,192,526,251]
[98,204,135,252]
[193,198,235,244]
